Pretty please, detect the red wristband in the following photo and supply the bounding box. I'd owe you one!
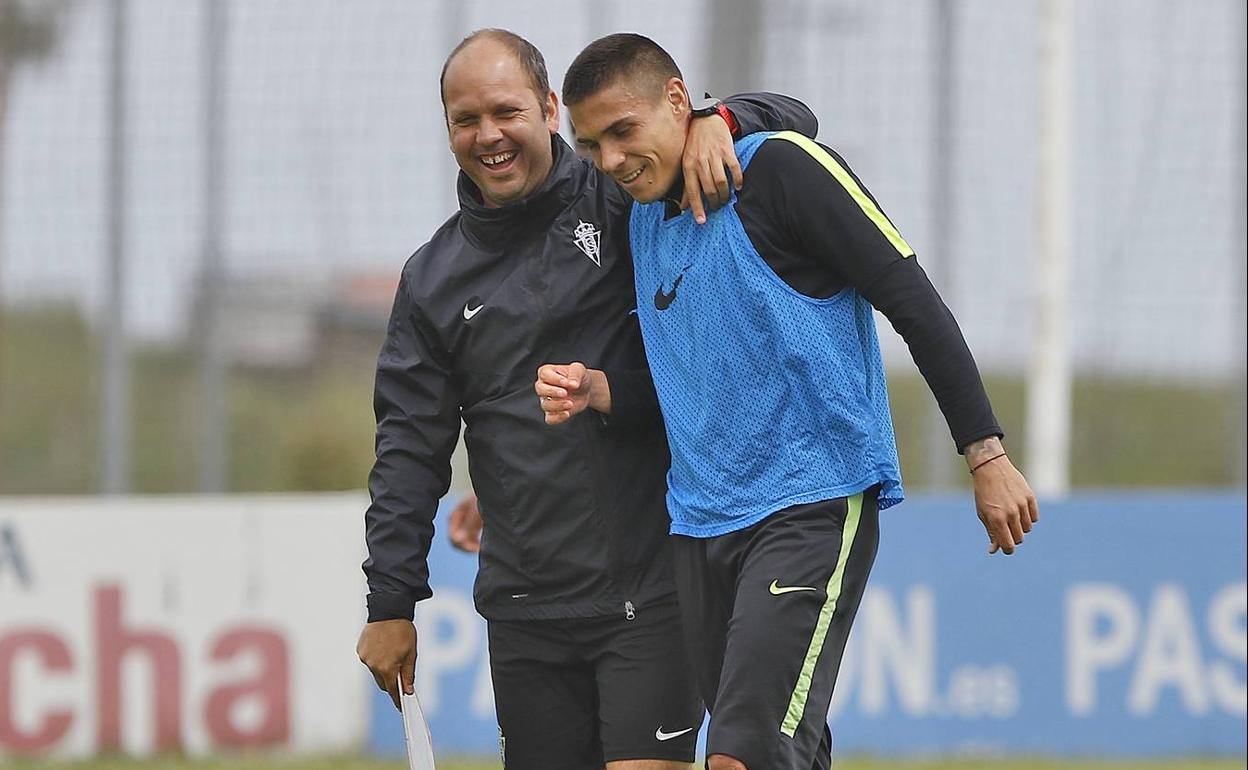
[716,102,739,137]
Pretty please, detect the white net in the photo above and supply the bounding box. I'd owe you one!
[1,0,1243,491]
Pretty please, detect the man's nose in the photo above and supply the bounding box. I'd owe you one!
[477,116,503,145]
[600,144,625,172]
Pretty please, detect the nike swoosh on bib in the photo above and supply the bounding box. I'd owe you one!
[463,299,484,320]
[655,725,694,741]
[653,274,684,311]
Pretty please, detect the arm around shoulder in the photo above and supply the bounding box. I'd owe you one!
[722,92,818,138]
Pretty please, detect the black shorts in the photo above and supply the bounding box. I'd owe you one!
[487,598,703,769]
[672,489,880,770]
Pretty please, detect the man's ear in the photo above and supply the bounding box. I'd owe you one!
[543,90,561,134]
[664,77,691,117]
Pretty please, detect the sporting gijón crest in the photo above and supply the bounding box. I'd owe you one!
[573,219,602,266]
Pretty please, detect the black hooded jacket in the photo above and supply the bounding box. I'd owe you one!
[364,95,817,623]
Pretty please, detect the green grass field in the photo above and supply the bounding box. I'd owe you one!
[6,758,1245,770]
[2,308,1244,494]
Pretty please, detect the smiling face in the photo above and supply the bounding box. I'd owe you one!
[442,38,561,208]
[567,75,691,204]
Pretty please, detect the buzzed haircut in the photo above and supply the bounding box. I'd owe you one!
[440,28,551,108]
[562,33,683,107]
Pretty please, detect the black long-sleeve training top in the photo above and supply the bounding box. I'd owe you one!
[363,95,819,624]
[658,135,1003,451]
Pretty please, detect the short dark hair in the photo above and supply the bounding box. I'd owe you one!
[562,33,682,107]
[440,29,551,108]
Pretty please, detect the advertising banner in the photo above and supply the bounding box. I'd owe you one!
[3,491,1242,758]
[370,492,1247,757]
[0,494,369,757]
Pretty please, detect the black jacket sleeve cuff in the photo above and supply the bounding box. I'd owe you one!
[366,590,424,623]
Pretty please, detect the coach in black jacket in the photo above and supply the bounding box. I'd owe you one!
[358,28,815,769]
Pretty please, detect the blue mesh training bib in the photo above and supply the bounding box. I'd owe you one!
[630,131,904,538]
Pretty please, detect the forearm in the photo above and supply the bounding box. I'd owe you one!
[722,92,818,138]
[584,368,612,414]
[595,367,665,430]
[864,259,1002,452]
[363,426,453,621]
[363,499,436,622]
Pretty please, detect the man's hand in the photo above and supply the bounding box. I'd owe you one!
[535,362,610,425]
[356,619,416,711]
[965,437,1039,555]
[682,112,744,225]
[448,494,483,553]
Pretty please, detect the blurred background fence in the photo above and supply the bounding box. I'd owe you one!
[0,0,1244,496]
[1,0,1245,763]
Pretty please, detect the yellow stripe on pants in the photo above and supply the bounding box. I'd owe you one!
[780,492,863,737]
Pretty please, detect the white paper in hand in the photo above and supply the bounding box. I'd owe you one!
[398,676,436,770]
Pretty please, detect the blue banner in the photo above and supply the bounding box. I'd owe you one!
[369,492,1247,757]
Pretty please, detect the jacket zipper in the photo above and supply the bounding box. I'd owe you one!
[624,600,636,621]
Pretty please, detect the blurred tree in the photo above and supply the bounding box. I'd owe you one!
[0,0,72,493]
[0,0,72,308]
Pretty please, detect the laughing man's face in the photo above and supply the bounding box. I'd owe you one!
[569,76,691,204]
[443,40,560,208]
